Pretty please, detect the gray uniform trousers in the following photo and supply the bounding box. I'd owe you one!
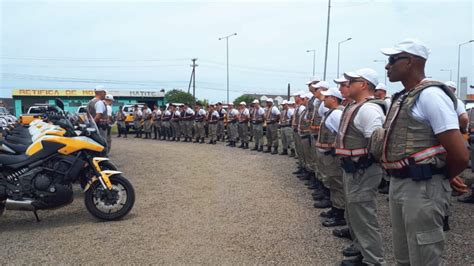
[300,136,315,172]
[228,122,238,141]
[183,120,193,138]
[280,126,294,150]
[238,122,249,143]
[266,123,279,148]
[162,121,171,138]
[217,120,225,139]
[318,150,344,209]
[389,174,450,266]
[134,120,141,132]
[171,121,180,138]
[208,123,217,141]
[343,163,386,265]
[99,128,108,154]
[293,132,305,166]
[144,119,152,133]
[194,121,205,138]
[252,123,264,146]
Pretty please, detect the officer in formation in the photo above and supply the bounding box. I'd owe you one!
[182,103,195,142]
[115,105,127,138]
[279,100,295,156]
[194,103,207,143]
[216,102,227,141]
[226,103,239,147]
[264,98,281,154]
[238,102,250,149]
[250,99,265,151]
[152,104,162,140]
[87,85,109,148]
[207,104,220,144]
[142,103,153,139]
[132,104,143,138]
[104,94,114,153]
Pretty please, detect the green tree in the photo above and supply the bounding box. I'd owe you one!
[165,89,195,105]
[196,99,209,108]
[233,94,258,106]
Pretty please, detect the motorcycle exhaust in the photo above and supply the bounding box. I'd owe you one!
[5,199,36,211]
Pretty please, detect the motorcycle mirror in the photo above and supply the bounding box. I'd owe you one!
[86,128,96,133]
[55,98,65,111]
[79,124,87,129]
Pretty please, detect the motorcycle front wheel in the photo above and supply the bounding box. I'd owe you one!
[84,175,135,221]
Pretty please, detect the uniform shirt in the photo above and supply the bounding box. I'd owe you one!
[197,109,207,116]
[324,109,343,133]
[106,105,112,116]
[164,110,171,116]
[353,103,386,138]
[228,109,239,119]
[94,100,106,115]
[184,108,195,116]
[210,110,220,121]
[153,109,162,116]
[269,106,281,116]
[240,108,250,118]
[133,109,143,117]
[456,98,466,116]
[317,100,330,117]
[384,97,392,110]
[411,85,459,134]
[143,108,152,119]
[287,107,295,118]
[253,107,265,119]
[174,110,181,117]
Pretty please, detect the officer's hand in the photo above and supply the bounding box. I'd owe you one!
[450,176,469,194]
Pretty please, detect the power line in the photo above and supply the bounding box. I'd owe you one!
[0,56,190,62]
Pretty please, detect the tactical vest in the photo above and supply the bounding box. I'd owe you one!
[266,106,279,122]
[228,109,237,121]
[87,98,100,117]
[195,110,205,122]
[208,111,219,123]
[298,108,310,135]
[310,98,323,134]
[293,105,304,129]
[280,109,291,125]
[116,111,126,121]
[301,97,315,132]
[316,106,344,149]
[381,80,457,169]
[253,107,265,122]
[152,110,161,121]
[239,109,249,122]
[133,110,142,121]
[335,98,386,157]
[183,109,194,119]
[218,109,225,120]
[163,111,171,121]
[144,109,152,120]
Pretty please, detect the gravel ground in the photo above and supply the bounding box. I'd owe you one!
[1,137,473,264]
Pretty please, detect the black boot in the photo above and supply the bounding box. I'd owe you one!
[332,227,352,240]
[313,198,332,209]
[251,144,259,151]
[280,149,288,155]
[213,140,217,145]
[230,141,236,147]
[292,167,304,175]
[289,149,295,157]
[258,145,264,152]
[208,140,213,144]
[239,142,245,148]
[271,147,278,155]
[177,137,180,141]
[342,245,362,257]
[322,208,346,227]
[226,140,233,146]
[443,215,450,232]
[340,255,364,266]
[458,192,474,203]
[194,138,200,143]
[201,138,205,144]
[243,143,249,149]
[263,146,271,153]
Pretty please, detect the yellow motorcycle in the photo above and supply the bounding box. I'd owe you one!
[0,113,135,221]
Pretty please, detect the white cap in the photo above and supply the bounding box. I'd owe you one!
[94,85,106,92]
[445,81,457,89]
[288,100,295,104]
[311,81,330,89]
[228,103,234,105]
[105,94,114,101]
[334,76,348,84]
[266,98,273,102]
[321,87,343,100]
[282,100,288,105]
[375,83,387,91]
[305,76,321,85]
[380,38,430,59]
[239,101,246,106]
[344,68,379,87]
[252,99,260,104]
[292,90,305,96]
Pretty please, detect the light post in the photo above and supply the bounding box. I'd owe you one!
[457,40,474,97]
[440,69,453,81]
[306,49,316,76]
[337,37,352,77]
[373,59,387,84]
[218,33,238,104]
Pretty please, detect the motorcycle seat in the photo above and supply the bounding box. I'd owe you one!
[0,154,30,166]
[2,140,27,154]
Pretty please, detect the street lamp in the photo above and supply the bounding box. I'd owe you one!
[374,59,387,84]
[457,39,474,97]
[440,69,453,81]
[218,32,238,104]
[337,37,352,77]
[306,49,316,76]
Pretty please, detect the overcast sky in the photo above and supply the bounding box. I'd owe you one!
[1,0,473,102]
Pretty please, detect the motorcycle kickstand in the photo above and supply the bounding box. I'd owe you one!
[33,211,40,222]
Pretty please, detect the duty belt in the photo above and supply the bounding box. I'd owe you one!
[386,164,446,181]
[335,148,368,157]
[381,145,446,170]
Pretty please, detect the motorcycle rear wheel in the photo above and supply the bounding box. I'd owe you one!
[84,175,135,221]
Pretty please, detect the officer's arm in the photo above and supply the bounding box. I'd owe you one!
[436,129,469,178]
[458,113,468,134]
[94,113,102,123]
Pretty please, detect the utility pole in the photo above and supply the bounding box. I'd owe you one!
[322,0,331,80]
[189,58,198,103]
[218,33,237,104]
[287,83,290,100]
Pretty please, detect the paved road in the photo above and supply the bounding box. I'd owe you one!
[1,138,473,264]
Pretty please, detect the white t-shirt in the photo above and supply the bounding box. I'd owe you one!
[255,107,265,116]
[94,100,106,114]
[154,109,162,116]
[324,109,343,133]
[286,108,295,118]
[229,109,239,116]
[219,108,227,114]
[353,103,386,138]
[165,110,171,116]
[143,108,152,115]
[197,109,207,116]
[297,105,306,115]
[211,110,220,118]
[384,97,392,110]
[270,106,281,115]
[317,100,329,117]
[174,110,181,116]
[241,108,250,116]
[456,98,466,116]
[185,108,195,115]
[106,105,112,116]
[411,86,459,134]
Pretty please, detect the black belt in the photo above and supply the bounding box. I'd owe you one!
[301,135,310,139]
[267,121,276,124]
[387,164,446,181]
[340,156,374,173]
[280,125,291,128]
[252,121,263,124]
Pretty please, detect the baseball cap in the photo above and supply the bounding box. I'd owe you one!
[311,81,330,90]
[239,101,246,106]
[288,100,295,104]
[380,38,430,59]
[282,100,288,105]
[334,76,348,84]
[344,68,379,87]
[228,103,234,106]
[94,85,106,92]
[322,87,343,100]
[445,81,457,89]
[252,99,259,104]
[375,83,387,91]
[105,94,114,101]
[292,90,305,96]
[266,98,273,102]
[305,76,321,85]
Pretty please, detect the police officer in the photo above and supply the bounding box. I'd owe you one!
[207,104,220,144]
[104,94,114,153]
[280,100,295,157]
[132,104,143,138]
[374,83,392,110]
[152,104,162,140]
[334,76,353,107]
[216,102,227,141]
[170,105,181,141]
[380,39,468,265]
[264,98,281,154]
[142,104,152,139]
[162,105,172,140]
[194,103,206,143]
[87,86,109,147]
[291,91,308,176]
[315,88,346,227]
[250,99,265,152]
[335,68,387,265]
[237,101,250,149]
[115,105,127,138]
[182,103,195,142]
[226,103,239,147]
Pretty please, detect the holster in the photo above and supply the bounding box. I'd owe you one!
[387,159,446,181]
[340,156,373,173]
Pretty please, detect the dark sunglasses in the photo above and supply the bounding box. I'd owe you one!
[388,56,410,65]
